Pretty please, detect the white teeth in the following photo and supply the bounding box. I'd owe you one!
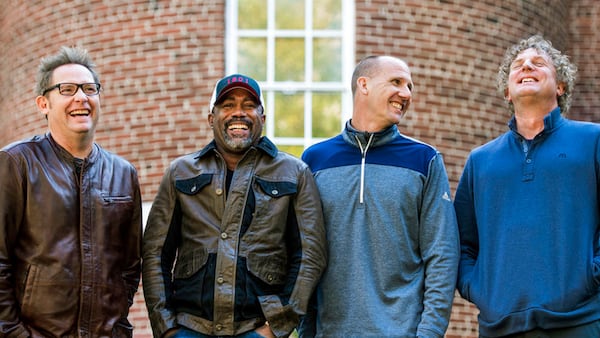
[521,78,535,83]
[228,123,248,130]
[70,110,89,116]
[391,102,403,109]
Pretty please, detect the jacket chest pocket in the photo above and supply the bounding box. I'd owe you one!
[253,177,297,216]
[175,174,213,195]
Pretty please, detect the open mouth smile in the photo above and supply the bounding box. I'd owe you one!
[228,122,249,131]
[519,77,537,83]
[69,109,90,116]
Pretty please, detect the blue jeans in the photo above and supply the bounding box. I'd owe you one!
[173,327,265,338]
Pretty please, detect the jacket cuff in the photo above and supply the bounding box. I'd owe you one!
[258,295,298,338]
[148,308,178,338]
[7,325,31,338]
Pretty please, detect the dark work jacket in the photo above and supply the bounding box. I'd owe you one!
[142,137,327,338]
[0,133,143,338]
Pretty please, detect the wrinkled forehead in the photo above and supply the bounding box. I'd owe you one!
[383,61,413,86]
[375,57,410,76]
[513,47,551,63]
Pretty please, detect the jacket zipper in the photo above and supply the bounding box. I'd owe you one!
[355,133,374,204]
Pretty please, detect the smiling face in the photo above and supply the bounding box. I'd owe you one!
[209,88,265,155]
[353,56,413,132]
[506,48,564,110]
[36,64,100,144]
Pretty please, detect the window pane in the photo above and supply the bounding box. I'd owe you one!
[313,38,342,82]
[275,38,304,81]
[274,91,304,137]
[313,0,341,29]
[238,37,267,81]
[278,145,304,158]
[230,0,352,153]
[239,0,267,29]
[275,0,304,29]
[312,92,342,138]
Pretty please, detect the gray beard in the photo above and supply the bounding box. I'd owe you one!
[224,136,253,152]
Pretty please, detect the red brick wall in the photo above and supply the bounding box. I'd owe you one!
[1,1,599,337]
[0,0,226,199]
[569,0,600,123]
[130,284,152,337]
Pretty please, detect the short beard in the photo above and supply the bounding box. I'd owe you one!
[223,135,253,153]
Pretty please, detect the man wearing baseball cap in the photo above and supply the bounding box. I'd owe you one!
[142,74,327,338]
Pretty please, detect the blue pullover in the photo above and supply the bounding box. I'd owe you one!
[300,121,459,338]
[454,107,600,337]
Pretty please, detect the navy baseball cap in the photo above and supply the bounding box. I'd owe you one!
[209,74,262,112]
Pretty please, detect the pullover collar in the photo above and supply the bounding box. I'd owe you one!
[342,120,400,204]
[508,106,565,139]
[342,120,399,149]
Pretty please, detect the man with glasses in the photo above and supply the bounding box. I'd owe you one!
[0,46,142,337]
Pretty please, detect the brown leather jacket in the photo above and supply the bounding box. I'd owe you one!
[142,137,327,338]
[0,133,142,338]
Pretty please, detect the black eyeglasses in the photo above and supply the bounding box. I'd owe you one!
[42,83,101,96]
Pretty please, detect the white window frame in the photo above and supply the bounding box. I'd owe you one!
[225,0,355,149]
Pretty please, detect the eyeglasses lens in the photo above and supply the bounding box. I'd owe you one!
[58,83,100,96]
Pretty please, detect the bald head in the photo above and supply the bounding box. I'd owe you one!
[351,56,409,97]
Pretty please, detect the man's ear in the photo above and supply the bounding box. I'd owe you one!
[504,88,511,102]
[36,95,49,118]
[357,76,369,94]
[556,82,566,96]
[208,112,214,128]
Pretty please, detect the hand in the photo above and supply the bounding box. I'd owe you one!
[255,323,276,338]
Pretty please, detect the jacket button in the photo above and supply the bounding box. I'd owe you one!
[271,189,279,195]
[267,274,274,282]
[215,324,223,331]
[217,276,224,284]
[220,232,228,239]
[216,188,223,195]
